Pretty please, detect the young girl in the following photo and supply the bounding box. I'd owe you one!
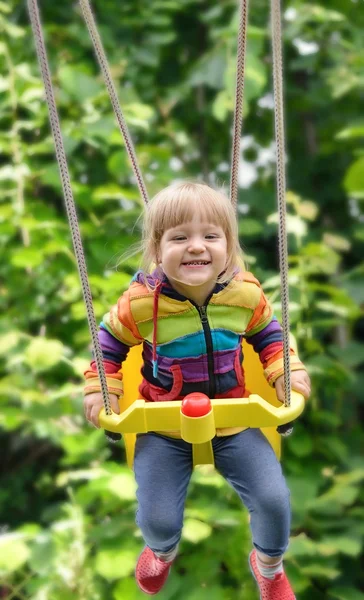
[84,182,311,598]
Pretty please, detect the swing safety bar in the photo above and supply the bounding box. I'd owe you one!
[99,392,305,441]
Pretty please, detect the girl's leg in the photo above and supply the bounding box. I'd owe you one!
[134,432,193,554]
[212,428,291,557]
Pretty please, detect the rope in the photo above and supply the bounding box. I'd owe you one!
[271,0,291,408]
[27,0,112,415]
[230,0,249,211]
[79,0,149,206]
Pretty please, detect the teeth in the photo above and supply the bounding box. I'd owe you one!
[185,261,209,265]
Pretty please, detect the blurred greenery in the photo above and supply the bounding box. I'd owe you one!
[1,0,364,598]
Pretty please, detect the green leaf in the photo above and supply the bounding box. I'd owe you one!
[113,577,149,600]
[312,484,359,513]
[0,331,23,356]
[301,243,341,275]
[107,151,135,180]
[145,31,177,46]
[344,156,364,199]
[329,342,364,368]
[189,48,226,89]
[39,163,62,191]
[0,2,12,13]
[212,90,234,122]
[335,468,364,486]
[330,587,364,600]
[336,121,364,140]
[286,425,313,457]
[107,473,137,501]
[95,547,138,580]
[300,562,340,580]
[323,233,351,252]
[24,338,66,372]
[245,53,267,101]
[0,406,25,429]
[288,477,320,521]
[83,115,117,141]
[316,300,357,318]
[182,519,212,543]
[4,22,25,38]
[318,535,362,557]
[57,468,107,487]
[10,247,45,269]
[284,561,311,593]
[92,184,138,204]
[286,533,318,558]
[238,218,264,237]
[58,66,102,102]
[124,102,154,130]
[0,535,30,573]
[29,533,56,576]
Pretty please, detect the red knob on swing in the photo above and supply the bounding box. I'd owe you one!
[181,393,211,418]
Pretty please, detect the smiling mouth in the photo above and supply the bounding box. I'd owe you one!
[182,261,211,266]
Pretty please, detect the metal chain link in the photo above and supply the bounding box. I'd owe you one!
[271,0,291,407]
[230,0,249,211]
[79,0,149,205]
[27,0,112,414]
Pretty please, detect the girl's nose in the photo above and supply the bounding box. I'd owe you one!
[188,238,205,252]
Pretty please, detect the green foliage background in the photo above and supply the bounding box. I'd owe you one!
[1,0,364,598]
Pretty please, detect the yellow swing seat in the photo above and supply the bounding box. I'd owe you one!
[99,339,304,469]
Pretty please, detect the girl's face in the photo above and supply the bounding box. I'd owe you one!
[158,213,228,305]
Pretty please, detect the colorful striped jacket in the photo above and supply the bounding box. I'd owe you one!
[84,270,305,431]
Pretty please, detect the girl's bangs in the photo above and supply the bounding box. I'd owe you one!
[155,186,230,237]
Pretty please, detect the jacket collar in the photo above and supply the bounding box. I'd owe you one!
[133,268,236,303]
[159,273,229,303]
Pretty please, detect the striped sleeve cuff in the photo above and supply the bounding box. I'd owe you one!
[264,355,306,386]
[84,376,124,397]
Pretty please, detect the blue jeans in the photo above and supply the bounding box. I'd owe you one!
[134,429,291,558]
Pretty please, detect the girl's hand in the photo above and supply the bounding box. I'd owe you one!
[275,370,311,403]
[84,392,120,428]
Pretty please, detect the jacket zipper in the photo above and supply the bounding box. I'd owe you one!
[196,304,216,399]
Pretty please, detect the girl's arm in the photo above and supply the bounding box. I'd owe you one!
[84,288,143,397]
[244,286,306,387]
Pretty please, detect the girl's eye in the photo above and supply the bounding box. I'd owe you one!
[205,234,218,239]
[173,236,186,241]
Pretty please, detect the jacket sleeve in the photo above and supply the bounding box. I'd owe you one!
[244,284,306,386]
[84,288,143,396]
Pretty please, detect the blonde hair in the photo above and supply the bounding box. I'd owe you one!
[141,181,245,285]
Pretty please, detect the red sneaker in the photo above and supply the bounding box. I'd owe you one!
[135,546,174,595]
[249,550,296,600]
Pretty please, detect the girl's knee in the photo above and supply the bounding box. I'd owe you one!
[137,509,183,546]
[255,480,290,516]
